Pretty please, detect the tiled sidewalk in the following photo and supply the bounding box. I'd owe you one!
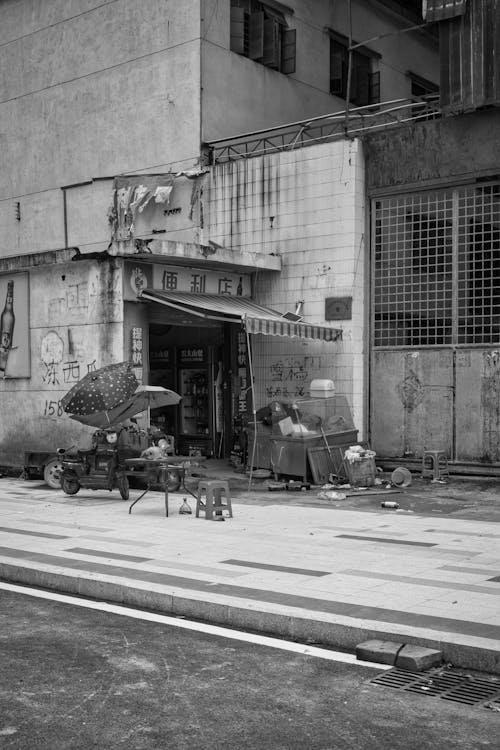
[0,477,499,674]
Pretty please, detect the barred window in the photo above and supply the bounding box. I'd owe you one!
[373,182,500,347]
[457,185,500,344]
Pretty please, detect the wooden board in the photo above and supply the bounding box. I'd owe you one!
[307,447,334,485]
[345,488,400,496]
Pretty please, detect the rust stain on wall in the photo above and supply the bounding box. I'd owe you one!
[481,351,500,461]
[397,370,425,412]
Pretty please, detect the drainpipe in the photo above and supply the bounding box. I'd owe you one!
[62,187,68,249]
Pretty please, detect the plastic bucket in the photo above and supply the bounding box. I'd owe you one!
[391,467,412,488]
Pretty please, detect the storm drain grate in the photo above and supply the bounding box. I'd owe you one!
[370,668,500,708]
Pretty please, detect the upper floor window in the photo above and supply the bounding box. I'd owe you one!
[230,0,296,75]
[408,71,439,119]
[408,72,439,101]
[328,29,380,107]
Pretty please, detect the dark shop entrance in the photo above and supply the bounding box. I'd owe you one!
[147,311,233,459]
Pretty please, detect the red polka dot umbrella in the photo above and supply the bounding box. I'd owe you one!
[61,361,139,418]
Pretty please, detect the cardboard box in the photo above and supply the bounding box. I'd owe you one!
[277,416,294,436]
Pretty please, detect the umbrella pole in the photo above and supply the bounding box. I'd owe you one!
[245,324,257,491]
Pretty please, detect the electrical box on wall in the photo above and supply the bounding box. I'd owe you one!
[325,296,352,320]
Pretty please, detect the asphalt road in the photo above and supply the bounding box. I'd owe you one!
[0,588,499,750]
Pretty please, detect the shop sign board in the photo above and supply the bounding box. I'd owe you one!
[124,262,251,301]
[178,347,206,365]
[130,325,144,384]
[237,329,249,415]
[150,347,171,365]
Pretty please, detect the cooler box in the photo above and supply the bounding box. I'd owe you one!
[309,379,335,398]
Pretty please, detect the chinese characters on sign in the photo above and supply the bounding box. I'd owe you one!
[123,263,251,300]
[130,326,144,385]
[190,274,206,293]
[162,271,177,291]
[131,327,143,367]
[179,347,205,364]
[150,348,170,364]
[237,330,248,415]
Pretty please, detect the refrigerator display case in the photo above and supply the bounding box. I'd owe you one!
[148,346,176,435]
[177,347,213,456]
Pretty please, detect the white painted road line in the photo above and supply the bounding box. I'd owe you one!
[0,581,390,670]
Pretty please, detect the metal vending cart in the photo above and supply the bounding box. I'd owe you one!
[268,393,358,483]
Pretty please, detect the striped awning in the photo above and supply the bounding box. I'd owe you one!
[140,290,342,342]
[244,315,341,341]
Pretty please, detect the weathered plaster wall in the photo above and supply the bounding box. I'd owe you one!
[0,0,202,259]
[0,259,124,467]
[365,110,500,192]
[204,140,367,435]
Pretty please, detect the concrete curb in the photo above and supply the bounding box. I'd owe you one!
[1,560,499,676]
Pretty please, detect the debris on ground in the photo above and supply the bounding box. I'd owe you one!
[317,490,347,501]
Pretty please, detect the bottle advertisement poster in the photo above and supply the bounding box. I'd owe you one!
[0,272,30,378]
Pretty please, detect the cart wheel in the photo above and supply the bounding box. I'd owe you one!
[44,457,64,489]
[61,473,80,495]
[167,469,181,492]
[117,475,130,501]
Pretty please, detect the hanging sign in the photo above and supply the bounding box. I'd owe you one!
[178,347,206,364]
[130,326,143,367]
[237,329,249,415]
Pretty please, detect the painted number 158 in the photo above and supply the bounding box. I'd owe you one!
[44,400,63,417]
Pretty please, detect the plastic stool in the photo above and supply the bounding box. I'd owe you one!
[421,450,449,481]
[196,480,233,520]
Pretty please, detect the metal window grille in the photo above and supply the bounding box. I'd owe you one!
[373,182,500,348]
[457,184,500,344]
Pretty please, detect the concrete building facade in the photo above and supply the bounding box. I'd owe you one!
[0,0,439,471]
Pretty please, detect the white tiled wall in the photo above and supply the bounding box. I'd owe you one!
[204,139,367,436]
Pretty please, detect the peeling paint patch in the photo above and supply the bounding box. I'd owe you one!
[397,371,424,411]
[481,352,500,461]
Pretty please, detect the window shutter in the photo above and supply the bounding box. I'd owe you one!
[330,43,345,96]
[262,18,280,68]
[281,28,296,74]
[248,12,264,59]
[352,53,370,106]
[230,7,246,55]
[349,57,358,104]
[369,70,381,104]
